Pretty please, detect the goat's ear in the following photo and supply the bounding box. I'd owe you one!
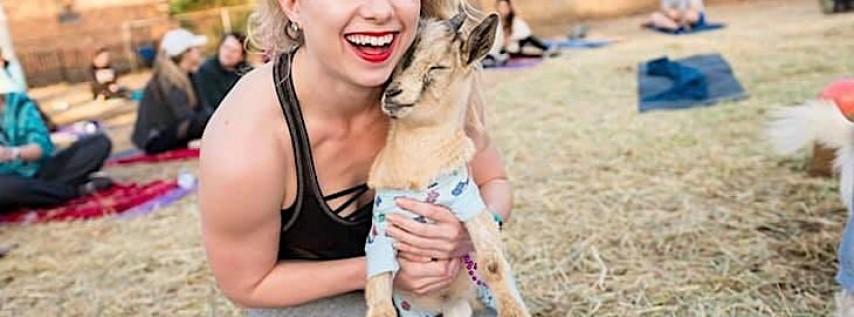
[447,10,466,33]
[462,14,499,66]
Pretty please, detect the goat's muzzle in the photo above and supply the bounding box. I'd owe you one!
[384,85,403,98]
[382,100,415,119]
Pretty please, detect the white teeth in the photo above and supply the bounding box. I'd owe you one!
[346,34,394,47]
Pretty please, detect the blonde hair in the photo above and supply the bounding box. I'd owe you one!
[247,0,490,133]
[248,0,486,56]
[153,51,198,108]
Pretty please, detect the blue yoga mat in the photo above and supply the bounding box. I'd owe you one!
[483,57,542,70]
[109,148,142,160]
[649,13,726,35]
[638,54,748,112]
[545,38,615,49]
[651,23,725,35]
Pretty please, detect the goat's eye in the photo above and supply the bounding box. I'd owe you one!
[423,65,449,85]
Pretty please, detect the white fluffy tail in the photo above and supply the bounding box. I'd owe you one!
[766,100,854,208]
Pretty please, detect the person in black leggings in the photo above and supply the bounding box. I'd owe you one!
[0,91,112,212]
[496,0,557,58]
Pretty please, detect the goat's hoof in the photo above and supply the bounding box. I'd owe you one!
[366,302,397,317]
[498,307,531,317]
[498,299,531,317]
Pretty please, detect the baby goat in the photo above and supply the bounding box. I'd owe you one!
[364,12,530,317]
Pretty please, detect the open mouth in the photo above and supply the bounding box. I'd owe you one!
[344,32,398,64]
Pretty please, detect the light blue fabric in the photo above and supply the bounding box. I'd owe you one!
[544,38,614,50]
[838,197,854,291]
[649,12,726,35]
[3,60,28,92]
[365,166,494,316]
[366,166,486,277]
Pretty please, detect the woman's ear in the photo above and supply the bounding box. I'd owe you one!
[277,0,301,25]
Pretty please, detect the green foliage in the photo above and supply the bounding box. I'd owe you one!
[169,0,251,14]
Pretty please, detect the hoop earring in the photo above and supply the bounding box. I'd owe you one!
[286,21,302,40]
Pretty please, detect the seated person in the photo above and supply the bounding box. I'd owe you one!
[0,49,27,92]
[90,48,131,100]
[496,0,557,58]
[644,0,706,32]
[0,79,113,212]
[0,48,56,131]
[194,32,252,110]
[132,29,211,155]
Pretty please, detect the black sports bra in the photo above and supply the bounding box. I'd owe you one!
[274,50,373,261]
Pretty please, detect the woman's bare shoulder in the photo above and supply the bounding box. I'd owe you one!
[212,62,279,125]
[200,62,293,219]
[204,62,287,152]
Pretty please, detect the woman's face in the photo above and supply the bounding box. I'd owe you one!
[218,35,245,69]
[93,51,111,67]
[180,47,204,72]
[285,0,421,88]
[497,1,511,18]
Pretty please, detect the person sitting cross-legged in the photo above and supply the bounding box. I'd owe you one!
[644,0,706,32]
[0,79,113,212]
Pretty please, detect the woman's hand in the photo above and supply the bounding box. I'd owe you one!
[0,146,13,163]
[387,198,474,261]
[393,255,462,295]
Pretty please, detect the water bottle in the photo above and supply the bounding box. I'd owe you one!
[177,169,197,190]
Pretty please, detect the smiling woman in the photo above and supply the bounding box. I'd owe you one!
[199,0,513,316]
[346,33,398,64]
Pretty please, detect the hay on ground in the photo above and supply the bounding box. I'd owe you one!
[2,0,854,315]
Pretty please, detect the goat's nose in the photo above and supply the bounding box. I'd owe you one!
[385,85,403,98]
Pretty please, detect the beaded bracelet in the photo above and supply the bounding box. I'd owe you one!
[9,147,21,161]
[492,211,504,230]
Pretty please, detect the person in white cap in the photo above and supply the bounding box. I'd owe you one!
[0,74,113,211]
[132,28,210,154]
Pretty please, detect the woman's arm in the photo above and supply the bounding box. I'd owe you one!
[467,73,513,222]
[6,144,44,162]
[470,143,513,221]
[4,97,53,162]
[200,65,366,308]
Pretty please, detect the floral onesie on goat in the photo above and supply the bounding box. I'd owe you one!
[366,166,503,316]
